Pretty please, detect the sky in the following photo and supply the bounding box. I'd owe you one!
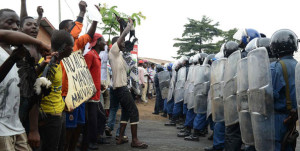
[2,0,300,61]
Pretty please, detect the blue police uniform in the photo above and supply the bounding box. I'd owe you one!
[270,56,297,151]
[184,109,196,128]
[193,113,208,131]
[213,121,225,149]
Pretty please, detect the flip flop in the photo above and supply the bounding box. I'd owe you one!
[131,142,148,149]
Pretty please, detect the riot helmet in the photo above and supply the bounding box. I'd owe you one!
[223,41,239,58]
[172,61,178,70]
[156,64,164,73]
[192,54,199,65]
[270,29,298,57]
[179,56,188,66]
[189,56,194,65]
[233,28,261,48]
[245,37,274,58]
[167,63,173,71]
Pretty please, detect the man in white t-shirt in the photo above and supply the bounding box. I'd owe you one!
[108,18,147,149]
[0,9,50,150]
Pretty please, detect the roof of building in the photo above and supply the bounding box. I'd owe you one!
[139,57,172,65]
[40,17,56,35]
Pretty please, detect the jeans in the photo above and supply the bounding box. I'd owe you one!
[184,109,196,128]
[193,113,208,131]
[167,99,174,115]
[213,122,225,149]
[163,99,167,114]
[172,102,183,120]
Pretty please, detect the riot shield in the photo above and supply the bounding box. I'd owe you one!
[211,58,226,122]
[174,67,186,103]
[184,66,194,104]
[187,66,196,109]
[223,50,241,126]
[295,63,300,127]
[206,89,212,119]
[167,70,176,102]
[237,58,254,145]
[158,71,171,99]
[194,64,211,114]
[247,47,275,151]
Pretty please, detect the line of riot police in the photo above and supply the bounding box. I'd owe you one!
[159,28,300,151]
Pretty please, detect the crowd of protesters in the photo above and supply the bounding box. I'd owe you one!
[0,0,150,150]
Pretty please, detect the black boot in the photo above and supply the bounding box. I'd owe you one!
[179,127,186,133]
[165,119,176,126]
[161,113,167,118]
[177,125,185,129]
[177,127,191,137]
[168,114,172,120]
[184,129,200,141]
[204,146,224,151]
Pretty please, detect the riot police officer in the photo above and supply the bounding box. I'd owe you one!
[270,29,298,151]
[233,28,261,58]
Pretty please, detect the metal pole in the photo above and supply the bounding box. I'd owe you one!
[58,0,61,23]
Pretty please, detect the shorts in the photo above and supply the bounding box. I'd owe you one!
[114,86,139,124]
[66,103,85,128]
[0,133,32,151]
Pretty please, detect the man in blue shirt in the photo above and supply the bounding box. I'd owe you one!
[270,29,298,151]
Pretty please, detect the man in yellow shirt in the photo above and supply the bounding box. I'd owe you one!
[38,30,74,151]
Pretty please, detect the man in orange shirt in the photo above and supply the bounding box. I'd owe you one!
[58,1,99,151]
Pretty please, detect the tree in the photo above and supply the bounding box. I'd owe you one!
[214,28,238,52]
[88,3,146,44]
[173,16,222,58]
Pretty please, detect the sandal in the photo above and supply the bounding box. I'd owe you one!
[131,142,148,149]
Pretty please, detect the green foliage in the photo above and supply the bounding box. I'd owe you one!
[89,3,146,44]
[173,16,237,58]
[214,28,238,52]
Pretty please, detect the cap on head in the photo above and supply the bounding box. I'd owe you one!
[89,33,103,48]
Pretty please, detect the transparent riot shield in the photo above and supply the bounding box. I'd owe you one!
[186,66,196,109]
[174,67,186,103]
[206,89,212,119]
[194,65,211,114]
[167,70,176,102]
[184,66,194,104]
[223,50,241,126]
[247,47,275,151]
[237,58,254,145]
[158,71,171,99]
[211,58,226,122]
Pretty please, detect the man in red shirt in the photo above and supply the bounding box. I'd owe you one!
[82,33,108,150]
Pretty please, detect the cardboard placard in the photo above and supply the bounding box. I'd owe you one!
[62,51,96,110]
